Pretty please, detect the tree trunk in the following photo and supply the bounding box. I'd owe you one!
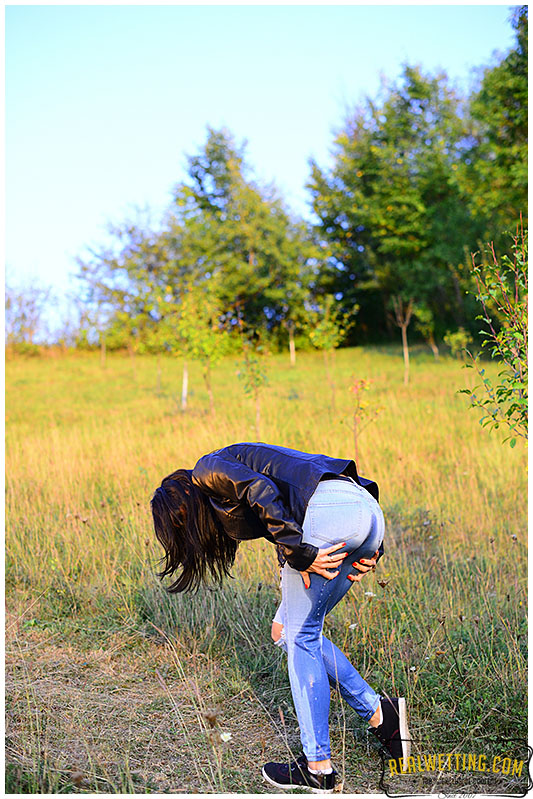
[428,333,439,360]
[100,336,106,368]
[401,324,410,385]
[288,322,296,367]
[181,360,188,411]
[391,296,413,386]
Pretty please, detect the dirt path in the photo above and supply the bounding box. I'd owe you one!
[6,610,291,793]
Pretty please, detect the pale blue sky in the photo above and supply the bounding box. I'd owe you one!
[6,4,517,303]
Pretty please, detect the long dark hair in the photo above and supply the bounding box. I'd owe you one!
[150,468,238,593]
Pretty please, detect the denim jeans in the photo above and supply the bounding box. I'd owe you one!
[273,478,384,761]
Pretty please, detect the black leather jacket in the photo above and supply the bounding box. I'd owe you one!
[191,442,381,571]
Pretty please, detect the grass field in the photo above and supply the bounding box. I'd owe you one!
[5,346,528,794]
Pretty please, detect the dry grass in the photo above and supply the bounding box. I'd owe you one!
[6,597,284,794]
[5,347,528,794]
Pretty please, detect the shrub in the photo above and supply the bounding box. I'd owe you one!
[461,225,528,446]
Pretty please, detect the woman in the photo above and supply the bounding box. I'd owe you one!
[151,442,410,793]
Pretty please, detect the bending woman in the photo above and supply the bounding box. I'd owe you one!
[151,442,410,793]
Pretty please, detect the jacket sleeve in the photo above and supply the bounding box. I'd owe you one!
[191,449,319,571]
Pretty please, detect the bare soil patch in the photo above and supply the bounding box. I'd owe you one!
[5,606,284,793]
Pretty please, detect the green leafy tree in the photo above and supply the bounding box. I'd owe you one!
[237,334,269,440]
[308,65,483,344]
[77,214,172,362]
[308,294,356,408]
[262,218,319,366]
[444,327,473,361]
[174,282,229,415]
[461,226,528,446]
[414,304,439,359]
[464,7,528,240]
[139,283,182,397]
[77,128,323,364]
[171,128,319,350]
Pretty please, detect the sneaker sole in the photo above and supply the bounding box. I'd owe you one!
[261,767,336,794]
[397,697,411,772]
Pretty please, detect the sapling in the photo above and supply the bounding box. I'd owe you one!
[390,296,413,386]
[237,335,269,440]
[444,327,474,361]
[460,225,528,447]
[348,378,383,468]
[308,295,356,410]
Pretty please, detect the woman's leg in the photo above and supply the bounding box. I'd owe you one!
[279,561,336,763]
[321,635,380,720]
[275,482,384,764]
[273,549,380,725]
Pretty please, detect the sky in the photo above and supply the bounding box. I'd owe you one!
[6,3,518,312]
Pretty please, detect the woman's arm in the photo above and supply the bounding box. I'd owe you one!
[192,449,319,572]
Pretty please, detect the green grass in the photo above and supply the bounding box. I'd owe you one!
[5,346,527,793]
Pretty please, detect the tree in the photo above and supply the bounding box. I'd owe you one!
[389,296,414,385]
[5,281,54,352]
[237,332,269,440]
[308,65,483,346]
[77,214,172,363]
[308,294,355,409]
[171,127,319,349]
[464,7,528,240]
[461,225,527,446]
[443,327,473,361]
[174,281,229,414]
[414,304,439,359]
[348,378,382,468]
[51,296,88,352]
[77,128,323,362]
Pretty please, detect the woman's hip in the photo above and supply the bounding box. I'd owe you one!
[302,479,384,556]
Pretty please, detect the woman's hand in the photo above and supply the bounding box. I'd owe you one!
[300,543,348,588]
[347,549,380,583]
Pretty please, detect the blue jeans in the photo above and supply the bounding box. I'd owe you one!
[273,478,384,761]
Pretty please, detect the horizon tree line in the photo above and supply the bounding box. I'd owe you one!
[6,8,527,364]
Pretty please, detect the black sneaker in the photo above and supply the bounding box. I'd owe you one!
[262,754,337,793]
[369,697,411,772]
